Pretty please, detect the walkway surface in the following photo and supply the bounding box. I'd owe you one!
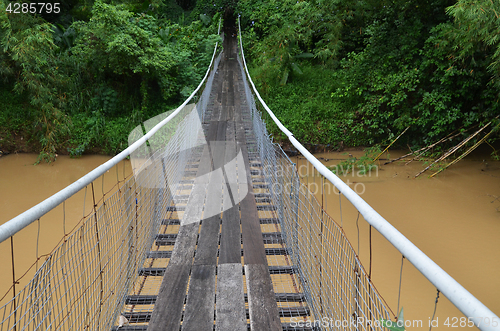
[115,34,311,331]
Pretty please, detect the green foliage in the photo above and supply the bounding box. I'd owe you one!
[0,0,220,160]
[52,23,76,52]
[192,0,237,18]
[67,111,132,157]
[239,0,499,151]
[250,63,350,146]
[1,2,70,162]
[92,85,119,116]
[72,2,175,80]
[446,0,500,89]
[330,146,381,176]
[0,81,36,150]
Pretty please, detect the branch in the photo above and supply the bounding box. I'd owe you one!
[414,120,494,178]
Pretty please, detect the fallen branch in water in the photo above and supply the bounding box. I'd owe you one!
[385,130,461,165]
[404,130,466,166]
[430,122,500,177]
[414,121,494,178]
[373,125,410,162]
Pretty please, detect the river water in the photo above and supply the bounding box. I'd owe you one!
[0,153,131,308]
[296,149,500,329]
[0,151,499,329]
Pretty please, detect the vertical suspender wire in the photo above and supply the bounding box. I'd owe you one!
[83,184,90,328]
[339,193,343,228]
[429,290,440,331]
[319,175,324,315]
[369,224,373,330]
[369,225,372,279]
[63,201,66,237]
[61,200,69,330]
[83,186,87,219]
[10,236,16,331]
[36,218,40,271]
[397,255,405,318]
[356,212,360,256]
[116,164,120,193]
[324,175,327,213]
[90,182,103,329]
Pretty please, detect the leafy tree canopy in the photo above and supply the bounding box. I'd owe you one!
[238,0,499,152]
[0,0,221,161]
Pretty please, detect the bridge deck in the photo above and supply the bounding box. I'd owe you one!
[116,35,311,331]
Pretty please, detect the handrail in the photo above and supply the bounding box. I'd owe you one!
[0,19,222,244]
[237,17,499,330]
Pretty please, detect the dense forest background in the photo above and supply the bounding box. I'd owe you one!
[0,0,499,162]
[238,0,500,158]
[0,0,223,162]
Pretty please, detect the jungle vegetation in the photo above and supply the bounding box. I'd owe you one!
[0,0,222,162]
[0,0,499,162]
[238,0,500,159]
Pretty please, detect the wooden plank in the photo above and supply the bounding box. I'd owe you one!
[245,264,282,331]
[221,90,227,112]
[213,122,228,168]
[180,122,218,227]
[182,118,226,329]
[240,193,268,265]
[198,121,218,178]
[219,117,242,264]
[194,176,222,264]
[167,221,199,264]
[233,59,282,331]
[223,121,238,212]
[226,71,234,110]
[202,153,223,216]
[236,80,266,262]
[194,215,220,266]
[181,264,217,331]
[178,186,207,226]
[147,263,192,331]
[219,205,241,264]
[215,263,246,331]
[149,120,219,330]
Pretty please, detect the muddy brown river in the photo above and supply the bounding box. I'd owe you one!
[0,151,499,329]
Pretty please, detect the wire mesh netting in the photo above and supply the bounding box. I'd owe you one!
[0,49,222,330]
[237,44,393,329]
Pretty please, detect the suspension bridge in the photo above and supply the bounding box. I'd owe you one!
[0,19,498,331]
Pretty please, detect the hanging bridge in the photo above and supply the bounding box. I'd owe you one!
[0,19,498,331]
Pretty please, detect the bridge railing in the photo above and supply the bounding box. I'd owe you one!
[0,22,222,331]
[237,17,499,331]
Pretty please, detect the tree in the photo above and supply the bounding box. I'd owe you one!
[1,1,70,162]
[446,0,500,89]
